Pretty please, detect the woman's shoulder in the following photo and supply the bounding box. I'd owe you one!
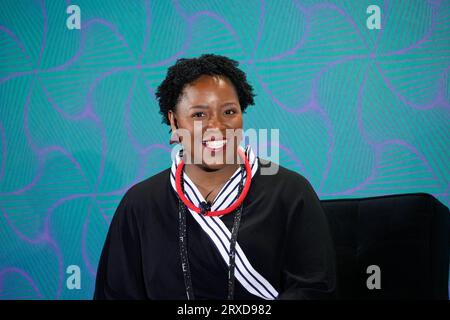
[122,167,172,204]
[256,158,322,207]
[257,157,312,188]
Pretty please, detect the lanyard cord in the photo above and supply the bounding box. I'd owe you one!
[178,194,194,300]
[227,165,244,299]
[178,164,246,300]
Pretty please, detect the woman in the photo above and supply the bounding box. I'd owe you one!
[94,54,336,300]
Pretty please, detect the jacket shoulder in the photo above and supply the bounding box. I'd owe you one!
[258,157,311,187]
[123,168,172,204]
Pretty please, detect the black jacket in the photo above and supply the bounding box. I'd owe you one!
[94,159,336,300]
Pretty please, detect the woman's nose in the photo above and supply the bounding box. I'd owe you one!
[206,112,225,129]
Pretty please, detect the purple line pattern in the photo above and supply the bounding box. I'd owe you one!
[0,0,449,299]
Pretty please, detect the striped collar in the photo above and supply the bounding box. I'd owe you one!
[169,145,278,299]
[170,145,258,214]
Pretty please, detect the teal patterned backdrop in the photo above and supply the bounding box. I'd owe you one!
[0,0,449,299]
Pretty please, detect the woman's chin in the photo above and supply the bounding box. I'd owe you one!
[183,144,240,169]
[200,158,229,171]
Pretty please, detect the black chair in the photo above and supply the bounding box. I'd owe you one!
[321,193,449,299]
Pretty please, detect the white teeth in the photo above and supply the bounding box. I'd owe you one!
[205,140,226,149]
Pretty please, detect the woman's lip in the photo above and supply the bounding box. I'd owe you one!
[202,139,227,151]
[202,139,227,143]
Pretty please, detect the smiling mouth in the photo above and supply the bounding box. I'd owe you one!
[202,139,227,151]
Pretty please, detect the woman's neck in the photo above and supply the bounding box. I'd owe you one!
[184,163,240,189]
[184,163,241,203]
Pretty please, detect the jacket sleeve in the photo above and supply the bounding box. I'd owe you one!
[93,191,147,299]
[277,175,336,300]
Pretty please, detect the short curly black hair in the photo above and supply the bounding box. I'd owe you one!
[155,54,256,126]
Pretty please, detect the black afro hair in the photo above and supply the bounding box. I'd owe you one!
[155,54,256,126]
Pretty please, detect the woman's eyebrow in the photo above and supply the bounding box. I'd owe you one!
[189,102,237,109]
[221,102,238,106]
[189,105,209,109]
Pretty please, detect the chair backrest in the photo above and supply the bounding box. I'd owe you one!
[320,193,449,299]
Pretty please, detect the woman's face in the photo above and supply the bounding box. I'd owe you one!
[168,75,243,170]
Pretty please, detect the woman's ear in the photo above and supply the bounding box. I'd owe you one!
[168,110,178,131]
[168,110,181,145]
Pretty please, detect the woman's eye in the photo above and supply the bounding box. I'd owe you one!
[225,109,236,115]
[192,112,205,118]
